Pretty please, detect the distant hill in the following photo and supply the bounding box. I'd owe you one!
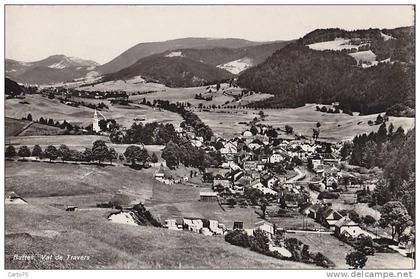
[103,55,233,87]
[97,37,277,74]
[6,55,99,85]
[238,27,414,115]
[102,40,290,87]
[158,41,291,74]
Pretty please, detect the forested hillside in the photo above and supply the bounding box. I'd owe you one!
[347,126,415,218]
[238,27,414,115]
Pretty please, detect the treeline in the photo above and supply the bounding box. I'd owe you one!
[110,122,180,145]
[5,141,159,168]
[23,113,88,134]
[348,125,415,218]
[238,36,414,115]
[141,98,214,141]
[161,141,222,170]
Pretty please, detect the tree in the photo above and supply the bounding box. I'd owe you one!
[5,146,16,158]
[124,145,149,167]
[18,145,31,159]
[285,125,293,134]
[58,144,71,161]
[249,229,270,254]
[27,113,33,121]
[31,145,43,159]
[260,198,268,219]
[379,201,412,241]
[98,119,108,131]
[312,128,320,140]
[216,82,221,91]
[224,230,250,248]
[44,145,59,161]
[161,141,181,169]
[316,122,321,128]
[250,125,258,135]
[108,147,118,164]
[346,251,367,269]
[258,111,265,119]
[83,148,93,162]
[150,152,159,163]
[92,140,109,164]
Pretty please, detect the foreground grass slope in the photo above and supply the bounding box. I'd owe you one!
[5,161,314,269]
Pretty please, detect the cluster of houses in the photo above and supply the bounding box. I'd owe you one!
[163,217,277,239]
[301,203,377,239]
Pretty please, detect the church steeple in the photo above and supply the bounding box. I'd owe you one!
[93,109,100,133]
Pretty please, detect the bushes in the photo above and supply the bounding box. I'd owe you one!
[249,229,270,254]
[224,230,250,248]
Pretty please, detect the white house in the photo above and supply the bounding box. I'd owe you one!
[220,141,238,154]
[254,221,275,238]
[270,153,284,163]
[334,216,373,238]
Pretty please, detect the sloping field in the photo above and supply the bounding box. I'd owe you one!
[5,117,32,136]
[5,203,314,269]
[5,161,314,269]
[195,104,415,141]
[5,95,182,128]
[5,161,155,202]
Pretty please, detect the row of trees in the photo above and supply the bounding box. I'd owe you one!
[5,141,159,167]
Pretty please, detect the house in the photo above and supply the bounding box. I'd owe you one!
[254,221,275,237]
[220,141,238,154]
[183,218,204,233]
[261,175,278,188]
[334,216,369,238]
[200,191,218,202]
[65,206,78,212]
[155,164,174,184]
[324,176,338,189]
[213,175,231,188]
[243,160,258,172]
[269,153,284,163]
[251,182,277,196]
[242,130,253,139]
[248,139,264,150]
[5,191,27,204]
[209,220,224,235]
[322,208,344,229]
[233,221,244,230]
[229,169,245,182]
[164,219,182,231]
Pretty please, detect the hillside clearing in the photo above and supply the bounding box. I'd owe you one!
[195,104,414,141]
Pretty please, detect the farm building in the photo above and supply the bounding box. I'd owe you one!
[199,191,218,202]
[5,191,27,204]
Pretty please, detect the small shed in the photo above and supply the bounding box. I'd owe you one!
[200,191,218,202]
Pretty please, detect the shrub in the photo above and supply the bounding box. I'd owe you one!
[5,146,16,158]
[313,252,335,268]
[363,215,376,226]
[249,229,270,254]
[224,230,250,248]
[346,251,368,269]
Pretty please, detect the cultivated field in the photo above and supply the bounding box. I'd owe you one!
[5,161,314,269]
[195,104,415,141]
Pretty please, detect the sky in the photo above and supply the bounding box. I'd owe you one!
[5,5,415,64]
